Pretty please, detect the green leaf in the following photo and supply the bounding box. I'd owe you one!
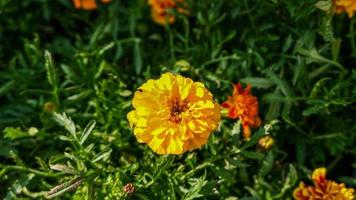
[339,177,356,187]
[134,40,142,75]
[309,77,331,98]
[53,112,77,141]
[273,164,298,198]
[80,120,96,145]
[181,174,207,200]
[9,150,26,166]
[3,127,29,140]
[92,149,112,163]
[258,152,274,177]
[266,70,293,98]
[239,77,274,89]
[50,164,79,175]
[241,151,265,160]
[298,48,344,70]
[211,166,236,184]
[66,90,92,103]
[0,80,15,96]
[231,120,241,146]
[44,50,57,87]
[5,174,35,199]
[242,128,265,149]
[97,42,115,57]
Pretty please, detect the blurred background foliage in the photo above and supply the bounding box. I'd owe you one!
[0,0,355,199]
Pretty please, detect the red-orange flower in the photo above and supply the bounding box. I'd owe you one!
[148,0,188,25]
[72,0,111,10]
[293,168,355,200]
[221,83,261,139]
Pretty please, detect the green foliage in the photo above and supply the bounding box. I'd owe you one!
[0,0,355,199]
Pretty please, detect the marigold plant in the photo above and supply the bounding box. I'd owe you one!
[293,167,355,200]
[334,0,356,17]
[148,0,188,25]
[221,83,261,140]
[72,0,111,10]
[127,72,221,154]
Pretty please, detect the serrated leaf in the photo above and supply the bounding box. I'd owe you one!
[44,50,57,87]
[53,112,77,141]
[181,174,207,200]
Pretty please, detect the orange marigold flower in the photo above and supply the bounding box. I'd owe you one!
[127,72,221,154]
[293,167,355,200]
[148,0,188,25]
[334,0,356,17]
[72,0,111,10]
[221,83,261,140]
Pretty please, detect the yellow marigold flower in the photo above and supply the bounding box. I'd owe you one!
[72,0,111,10]
[127,72,221,155]
[293,167,355,200]
[258,136,274,150]
[148,0,188,25]
[334,0,356,17]
[221,83,261,140]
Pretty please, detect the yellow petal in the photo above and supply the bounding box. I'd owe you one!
[127,111,137,128]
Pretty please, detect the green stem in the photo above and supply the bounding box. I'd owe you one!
[183,16,190,51]
[53,87,60,107]
[166,24,176,60]
[0,167,8,178]
[0,164,63,178]
[22,187,47,198]
[179,162,213,181]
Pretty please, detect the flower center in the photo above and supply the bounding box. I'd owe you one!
[169,98,188,123]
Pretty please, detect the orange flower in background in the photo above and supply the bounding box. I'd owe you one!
[293,167,355,200]
[73,0,111,10]
[148,0,188,25]
[221,83,261,140]
[127,72,221,154]
[334,0,356,17]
